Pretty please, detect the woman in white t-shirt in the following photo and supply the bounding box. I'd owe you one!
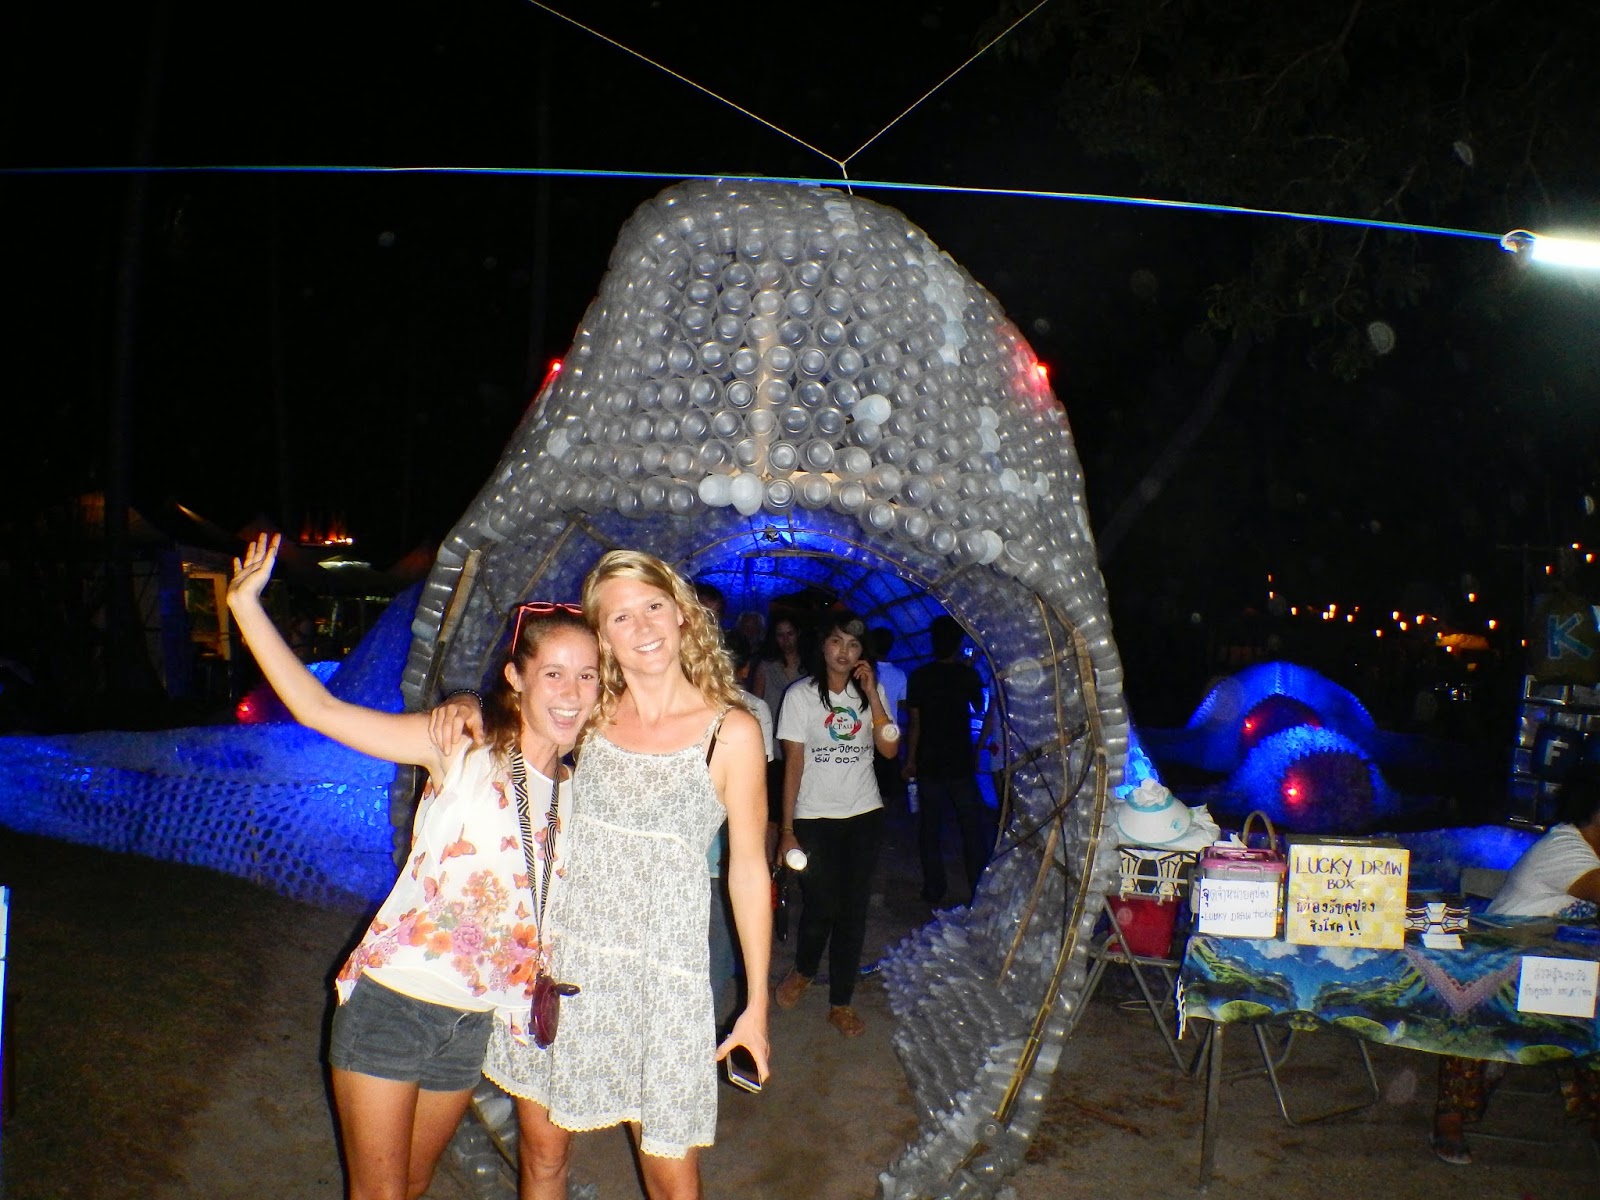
[227,533,600,1200]
[774,612,901,1037]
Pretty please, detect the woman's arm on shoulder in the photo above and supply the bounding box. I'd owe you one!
[227,534,445,775]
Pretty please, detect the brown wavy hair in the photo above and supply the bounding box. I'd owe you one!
[482,609,595,762]
[580,550,741,728]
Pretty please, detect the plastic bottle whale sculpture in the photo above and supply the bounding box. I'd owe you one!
[402,180,1128,1200]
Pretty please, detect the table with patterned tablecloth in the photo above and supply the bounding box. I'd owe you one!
[1178,918,1600,1183]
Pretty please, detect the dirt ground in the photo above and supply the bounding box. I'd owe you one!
[2,815,1596,1200]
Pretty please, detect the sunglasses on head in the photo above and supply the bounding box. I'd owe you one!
[511,600,584,646]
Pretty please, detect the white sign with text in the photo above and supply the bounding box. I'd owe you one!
[1516,956,1599,1019]
[1194,879,1281,938]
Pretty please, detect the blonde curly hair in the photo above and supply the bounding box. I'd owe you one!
[580,550,742,728]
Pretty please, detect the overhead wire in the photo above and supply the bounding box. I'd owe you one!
[840,0,1057,168]
[518,1,841,171]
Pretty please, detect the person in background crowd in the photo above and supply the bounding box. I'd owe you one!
[752,613,805,718]
[904,616,995,907]
[774,612,899,1038]
[752,613,807,858]
[734,609,767,655]
[866,627,907,812]
[693,580,726,628]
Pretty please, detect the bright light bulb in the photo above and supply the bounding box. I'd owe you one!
[1502,230,1600,270]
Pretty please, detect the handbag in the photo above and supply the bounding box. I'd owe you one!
[509,749,581,1048]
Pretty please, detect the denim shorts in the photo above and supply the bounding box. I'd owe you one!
[329,975,494,1092]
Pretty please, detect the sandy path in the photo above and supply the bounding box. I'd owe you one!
[3,822,1595,1199]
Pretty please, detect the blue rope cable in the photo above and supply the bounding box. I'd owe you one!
[1,162,1504,242]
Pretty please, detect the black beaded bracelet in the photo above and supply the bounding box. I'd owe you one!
[442,687,484,708]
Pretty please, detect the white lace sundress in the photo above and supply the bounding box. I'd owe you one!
[482,714,728,1159]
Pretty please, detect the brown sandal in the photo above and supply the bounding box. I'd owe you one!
[828,1005,866,1037]
[776,969,812,1009]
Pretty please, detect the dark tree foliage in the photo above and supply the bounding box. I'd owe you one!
[991,0,1598,376]
[983,0,1600,725]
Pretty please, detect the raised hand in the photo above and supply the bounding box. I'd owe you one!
[228,532,282,610]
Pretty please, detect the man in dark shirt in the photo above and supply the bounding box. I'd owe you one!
[905,616,995,905]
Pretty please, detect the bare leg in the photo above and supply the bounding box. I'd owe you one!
[331,1068,473,1200]
[630,1124,702,1200]
[406,1086,476,1198]
[515,1098,574,1200]
[638,1148,702,1200]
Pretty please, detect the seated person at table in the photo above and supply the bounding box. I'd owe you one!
[1432,770,1600,1164]
[1487,771,1600,918]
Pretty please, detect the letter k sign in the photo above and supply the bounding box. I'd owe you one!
[1548,613,1593,661]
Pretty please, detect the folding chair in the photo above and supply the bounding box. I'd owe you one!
[1071,895,1188,1071]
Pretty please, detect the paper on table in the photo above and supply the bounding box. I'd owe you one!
[1516,955,1600,1019]
[1194,879,1281,938]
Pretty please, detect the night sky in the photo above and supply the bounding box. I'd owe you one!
[5,0,1600,720]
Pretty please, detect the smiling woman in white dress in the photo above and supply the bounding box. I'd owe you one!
[480,549,770,1200]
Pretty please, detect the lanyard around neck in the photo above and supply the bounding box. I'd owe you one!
[507,749,561,939]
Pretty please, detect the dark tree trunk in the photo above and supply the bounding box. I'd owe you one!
[104,0,172,699]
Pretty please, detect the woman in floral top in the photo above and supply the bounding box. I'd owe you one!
[228,533,599,1200]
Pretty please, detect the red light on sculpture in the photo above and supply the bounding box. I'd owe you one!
[529,359,563,410]
[1034,361,1049,385]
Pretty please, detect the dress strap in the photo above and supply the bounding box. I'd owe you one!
[702,705,733,765]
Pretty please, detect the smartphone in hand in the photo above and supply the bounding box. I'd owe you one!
[724,1045,762,1093]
